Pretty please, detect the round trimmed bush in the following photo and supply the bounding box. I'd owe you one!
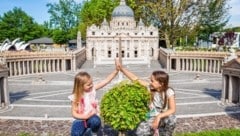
[100,80,150,132]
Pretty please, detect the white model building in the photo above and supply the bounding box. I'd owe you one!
[86,0,159,66]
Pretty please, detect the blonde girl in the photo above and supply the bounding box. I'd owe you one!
[69,68,118,136]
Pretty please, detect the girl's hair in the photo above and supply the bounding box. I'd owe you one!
[150,70,169,109]
[72,71,91,102]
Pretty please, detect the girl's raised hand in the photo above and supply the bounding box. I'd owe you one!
[115,58,121,71]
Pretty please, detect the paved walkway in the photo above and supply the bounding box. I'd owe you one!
[0,61,240,135]
[0,114,239,135]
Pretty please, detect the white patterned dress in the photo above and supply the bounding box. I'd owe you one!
[136,88,177,136]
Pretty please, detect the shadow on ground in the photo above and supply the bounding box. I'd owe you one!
[10,90,29,103]
[203,88,221,99]
[203,88,240,121]
[227,112,240,122]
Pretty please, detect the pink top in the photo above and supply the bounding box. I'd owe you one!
[68,87,99,115]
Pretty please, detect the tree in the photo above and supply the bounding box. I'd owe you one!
[52,29,68,46]
[137,0,202,48]
[78,0,119,39]
[197,0,230,45]
[47,0,81,39]
[0,7,46,42]
[135,0,230,48]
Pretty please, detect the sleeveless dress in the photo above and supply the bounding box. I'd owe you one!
[136,88,177,136]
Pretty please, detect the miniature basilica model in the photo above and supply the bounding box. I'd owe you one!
[86,0,159,66]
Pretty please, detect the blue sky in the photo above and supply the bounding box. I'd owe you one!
[0,0,239,27]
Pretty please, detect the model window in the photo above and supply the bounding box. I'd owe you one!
[150,32,153,35]
[108,50,111,58]
[134,50,138,57]
[122,50,124,58]
[151,48,154,57]
[92,32,95,35]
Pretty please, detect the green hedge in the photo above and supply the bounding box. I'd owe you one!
[100,80,151,132]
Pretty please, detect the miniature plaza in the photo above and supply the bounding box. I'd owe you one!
[0,61,240,135]
[0,0,239,135]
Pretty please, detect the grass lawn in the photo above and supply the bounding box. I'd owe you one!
[2,128,240,136]
[175,128,240,136]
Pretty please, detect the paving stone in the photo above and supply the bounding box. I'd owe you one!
[1,61,240,135]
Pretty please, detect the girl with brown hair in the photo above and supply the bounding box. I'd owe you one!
[116,60,176,136]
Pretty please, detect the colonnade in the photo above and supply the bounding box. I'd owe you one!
[0,48,86,77]
[159,48,229,74]
[176,58,223,73]
[7,59,65,76]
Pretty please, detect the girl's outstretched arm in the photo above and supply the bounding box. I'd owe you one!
[95,68,119,90]
[116,58,148,86]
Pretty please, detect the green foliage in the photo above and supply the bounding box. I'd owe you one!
[174,46,227,52]
[197,0,230,41]
[224,26,240,32]
[232,27,240,32]
[138,0,204,48]
[175,128,240,136]
[52,29,68,44]
[135,0,230,48]
[17,132,32,136]
[100,80,150,131]
[46,0,81,41]
[78,0,153,39]
[46,0,81,31]
[0,7,47,42]
[78,0,118,39]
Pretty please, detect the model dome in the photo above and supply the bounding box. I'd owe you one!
[112,0,134,17]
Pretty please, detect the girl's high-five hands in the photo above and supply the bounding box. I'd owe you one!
[115,58,122,71]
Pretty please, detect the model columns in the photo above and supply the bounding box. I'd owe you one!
[0,64,10,108]
[221,58,240,104]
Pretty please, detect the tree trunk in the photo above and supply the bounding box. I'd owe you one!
[164,33,171,49]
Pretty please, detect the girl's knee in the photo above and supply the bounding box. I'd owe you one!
[89,115,101,124]
[71,120,85,136]
[88,115,101,131]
